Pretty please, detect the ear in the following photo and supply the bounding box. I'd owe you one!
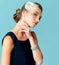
[22,10,27,16]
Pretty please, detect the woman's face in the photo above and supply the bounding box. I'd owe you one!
[24,7,42,28]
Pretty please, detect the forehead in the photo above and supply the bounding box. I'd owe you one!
[29,7,42,15]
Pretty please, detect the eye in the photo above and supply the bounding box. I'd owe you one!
[34,13,37,16]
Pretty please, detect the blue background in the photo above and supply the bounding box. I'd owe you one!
[0,0,59,65]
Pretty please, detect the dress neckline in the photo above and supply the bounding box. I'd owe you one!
[9,31,29,42]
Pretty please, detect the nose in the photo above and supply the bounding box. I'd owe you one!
[35,18,39,24]
[36,17,39,22]
[33,21,39,25]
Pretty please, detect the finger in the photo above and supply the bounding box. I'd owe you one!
[23,21,30,27]
[20,25,30,30]
[20,27,30,32]
[20,29,26,33]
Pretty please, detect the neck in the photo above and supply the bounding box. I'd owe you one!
[11,29,27,41]
[12,27,25,37]
[11,26,27,40]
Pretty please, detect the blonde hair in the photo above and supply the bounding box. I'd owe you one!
[13,2,43,23]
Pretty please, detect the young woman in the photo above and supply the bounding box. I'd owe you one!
[1,2,43,65]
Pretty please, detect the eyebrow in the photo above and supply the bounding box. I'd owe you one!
[35,11,40,14]
[33,11,42,20]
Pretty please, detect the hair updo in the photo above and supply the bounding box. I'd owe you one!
[13,3,25,23]
[13,2,43,23]
[13,8,21,23]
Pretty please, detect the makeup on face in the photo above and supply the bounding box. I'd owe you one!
[24,6,42,28]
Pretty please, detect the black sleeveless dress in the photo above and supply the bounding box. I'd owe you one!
[2,32,36,65]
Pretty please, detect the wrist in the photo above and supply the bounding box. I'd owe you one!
[31,44,39,51]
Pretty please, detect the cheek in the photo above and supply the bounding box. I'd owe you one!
[27,16,33,22]
[26,16,33,23]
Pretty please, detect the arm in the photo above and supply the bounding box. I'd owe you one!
[18,22,43,65]
[1,36,14,65]
[29,32,43,65]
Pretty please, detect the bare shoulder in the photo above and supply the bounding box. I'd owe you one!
[1,36,14,65]
[2,36,14,50]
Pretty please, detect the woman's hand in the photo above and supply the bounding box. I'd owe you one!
[19,21,32,39]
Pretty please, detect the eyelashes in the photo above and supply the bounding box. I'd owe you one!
[34,13,38,16]
[33,13,42,20]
